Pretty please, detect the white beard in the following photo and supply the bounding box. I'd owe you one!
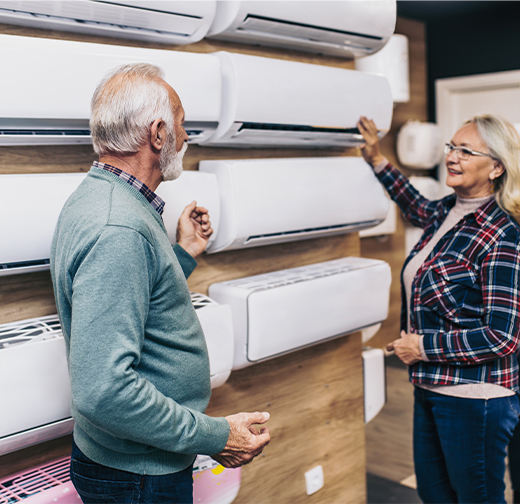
[160,137,188,182]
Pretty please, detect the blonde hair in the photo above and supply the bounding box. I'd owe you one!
[465,114,520,224]
[90,63,173,156]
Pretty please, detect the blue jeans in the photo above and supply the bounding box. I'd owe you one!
[70,439,193,504]
[413,386,520,504]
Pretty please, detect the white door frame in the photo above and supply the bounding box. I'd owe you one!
[435,70,520,196]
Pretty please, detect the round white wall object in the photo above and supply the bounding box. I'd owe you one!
[355,34,409,103]
[397,121,444,169]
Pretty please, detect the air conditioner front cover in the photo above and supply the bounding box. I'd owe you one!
[191,293,234,388]
[155,171,221,248]
[0,173,87,276]
[0,316,72,441]
[0,1,217,45]
[200,51,392,148]
[0,170,218,276]
[0,35,221,145]
[199,157,389,253]
[207,0,396,58]
[209,257,392,369]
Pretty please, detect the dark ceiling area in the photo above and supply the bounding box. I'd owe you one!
[395,1,520,121]
[396,1,520,23]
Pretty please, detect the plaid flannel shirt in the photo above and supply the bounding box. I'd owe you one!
[376,163,520,392]
[93,161,165,216]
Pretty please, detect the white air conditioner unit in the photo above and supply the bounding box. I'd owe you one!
[362,347,386,423]
[199,157,389,253]
[0,171,219,276]
[355,33,410,104]
[207,0,396,59]
[0,293,232,454]
[0,1,216,45]
[0,35,221,146]
[200,51,393,148]
[0,315,73,455]
[191,292,234,389]
[155,171,221,248]
[208,257,392,369]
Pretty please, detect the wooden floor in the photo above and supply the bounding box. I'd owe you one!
[365,356,514,502]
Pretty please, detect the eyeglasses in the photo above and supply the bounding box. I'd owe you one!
[444,142,495,161]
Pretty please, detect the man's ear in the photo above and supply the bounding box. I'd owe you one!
[150,118,165,151]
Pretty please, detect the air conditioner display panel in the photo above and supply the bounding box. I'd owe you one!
[244,259,391,362]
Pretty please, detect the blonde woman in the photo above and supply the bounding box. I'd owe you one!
[358,114,520,503]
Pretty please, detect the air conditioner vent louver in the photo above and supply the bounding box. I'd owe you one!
[241,14,383,40]
[239,123,361,134]
[0,315,61,349]
[0,7,197,37]
[0,259,51,276]
[245,220,381,243]
[190,292,219,310]
[222,257,379,292]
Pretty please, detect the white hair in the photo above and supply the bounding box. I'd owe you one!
[465,114,520,223]
[90,63,174,156]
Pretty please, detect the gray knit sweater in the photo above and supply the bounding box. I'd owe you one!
[50,167,229,475]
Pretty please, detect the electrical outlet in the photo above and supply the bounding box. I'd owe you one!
[305,465,324,495]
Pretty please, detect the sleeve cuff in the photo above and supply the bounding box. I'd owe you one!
[173,243,197,279]
[373,158,390,174]
[419,335,429,361]
[200,416,230,456]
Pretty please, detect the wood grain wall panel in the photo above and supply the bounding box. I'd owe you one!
[0,19,366,503]
[0,272,55,324]
[206,333,365,504]
[360,18,427,350]
[0,14,427,502]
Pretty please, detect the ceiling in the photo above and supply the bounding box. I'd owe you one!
[396,1,517,23]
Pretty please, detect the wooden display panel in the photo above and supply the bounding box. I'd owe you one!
[0,15,427,503]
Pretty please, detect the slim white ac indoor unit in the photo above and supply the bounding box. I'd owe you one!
[209,257,392,370]
[191,292,234,389]
[362,347,386,423]
[0,34,221,145]
[0,171,219,276]
[200,51,393,148]
[0,1,216,45]
[199,157,389,253]
[207,0,396,58]
[0,315,73,455]
[0,293,233,455]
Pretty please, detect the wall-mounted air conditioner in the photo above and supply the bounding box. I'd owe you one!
[0,315,73,455]
[208,257,392,370]
[0,34,221,146]
[155,171,220,248]
[0,173,87,276]
[207,0,396,59]
[0,294,232,455]
[200,51,393,148]
[0,171,219,276]
[191,293,234,389]
[0,1,216,45]
[355,33,410,104]
[362,347,386,423]
[199,157,389,253]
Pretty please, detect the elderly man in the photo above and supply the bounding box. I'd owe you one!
[50,63,270,504]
